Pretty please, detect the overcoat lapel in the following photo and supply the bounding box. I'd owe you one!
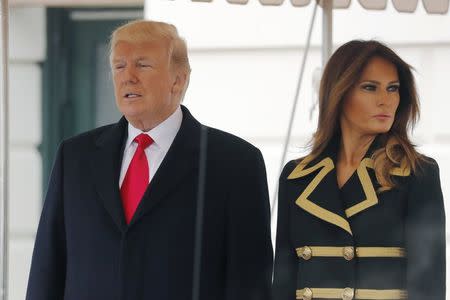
[288,154,353,235]
[92,117,129,233]
[288,137,411,235]
[129,106,202,226]
[340,140,411,218]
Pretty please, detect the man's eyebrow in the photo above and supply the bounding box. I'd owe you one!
[112,58,125,64]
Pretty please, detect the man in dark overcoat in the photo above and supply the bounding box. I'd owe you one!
[26,20,272,300]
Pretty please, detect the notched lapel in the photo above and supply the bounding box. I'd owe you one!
[91,117,128,232]
[344,158,378,218]
[288,155,353,236]
[342,157,411,218]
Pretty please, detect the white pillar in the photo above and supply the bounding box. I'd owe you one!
[0,1,9,299]
[321,0,333,66]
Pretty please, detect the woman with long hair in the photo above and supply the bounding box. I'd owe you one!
[272,40,445,300]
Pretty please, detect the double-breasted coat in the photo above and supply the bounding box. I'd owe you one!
[26,106,273,300]
[272,140,445,300]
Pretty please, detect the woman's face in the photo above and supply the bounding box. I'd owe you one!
[340,56,400,138]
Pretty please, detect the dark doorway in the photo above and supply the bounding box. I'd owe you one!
[43,8,144,190]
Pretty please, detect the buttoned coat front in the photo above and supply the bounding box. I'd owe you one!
[26,106,273,300]
[272,142,445,300]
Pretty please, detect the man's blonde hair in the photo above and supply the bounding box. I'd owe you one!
[111,20,191,71]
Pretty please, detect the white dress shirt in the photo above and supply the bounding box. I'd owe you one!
[119,106,183,187]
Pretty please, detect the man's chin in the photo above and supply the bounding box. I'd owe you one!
[121,109,146,123]
[118,103,144,116]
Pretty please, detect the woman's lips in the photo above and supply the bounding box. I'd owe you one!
[374,114,391,120]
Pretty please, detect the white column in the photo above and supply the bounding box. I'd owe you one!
[0,1,9,300]
[321,0,332,66]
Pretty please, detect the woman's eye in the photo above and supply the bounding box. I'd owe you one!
[361,84,376,91]
[387,85,400,92]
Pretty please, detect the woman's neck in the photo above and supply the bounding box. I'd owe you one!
[338,130,376,167]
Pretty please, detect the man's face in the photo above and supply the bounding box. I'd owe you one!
[112,39,181,130]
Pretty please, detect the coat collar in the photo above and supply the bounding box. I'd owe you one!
[91,105,202,232]
[287,136,410,236]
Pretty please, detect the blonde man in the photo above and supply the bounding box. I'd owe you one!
[26,20,272,300]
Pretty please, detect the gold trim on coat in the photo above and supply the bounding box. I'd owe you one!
[390,158,411,177]
[356,247,405,257]
[296,288,407,299]
[344,158,411,218]
[345,158,378,218]
[288,157,353,235]
[296,246,405,259]
[288,155,411,232]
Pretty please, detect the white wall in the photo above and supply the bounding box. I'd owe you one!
[8,7,45,300]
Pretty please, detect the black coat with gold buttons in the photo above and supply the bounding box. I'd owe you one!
[272,144,446,300]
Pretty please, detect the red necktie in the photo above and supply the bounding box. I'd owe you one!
[120,133,153,224]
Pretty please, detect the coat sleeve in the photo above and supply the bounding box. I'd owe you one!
[225,148,273,300]
[405,158,446,300]
[272,161,298,300]
[26,143,67,300]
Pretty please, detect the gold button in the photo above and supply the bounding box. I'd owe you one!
[301,246,312,260]
[302,287,313,300]
[343,246,354,261]
[342,287,354,300]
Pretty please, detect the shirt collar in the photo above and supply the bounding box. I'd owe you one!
[125,106,183,152]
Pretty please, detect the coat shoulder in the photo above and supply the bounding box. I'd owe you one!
[206,126,260,156]
[404,155,442,201]
[57,123,121,161]
[280,160,299,181]
[63,123,116,147]
[411,155,440,182]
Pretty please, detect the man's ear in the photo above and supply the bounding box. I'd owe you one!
[171,71,188,95]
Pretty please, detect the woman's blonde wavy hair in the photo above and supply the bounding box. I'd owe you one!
[310,40,424,191]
